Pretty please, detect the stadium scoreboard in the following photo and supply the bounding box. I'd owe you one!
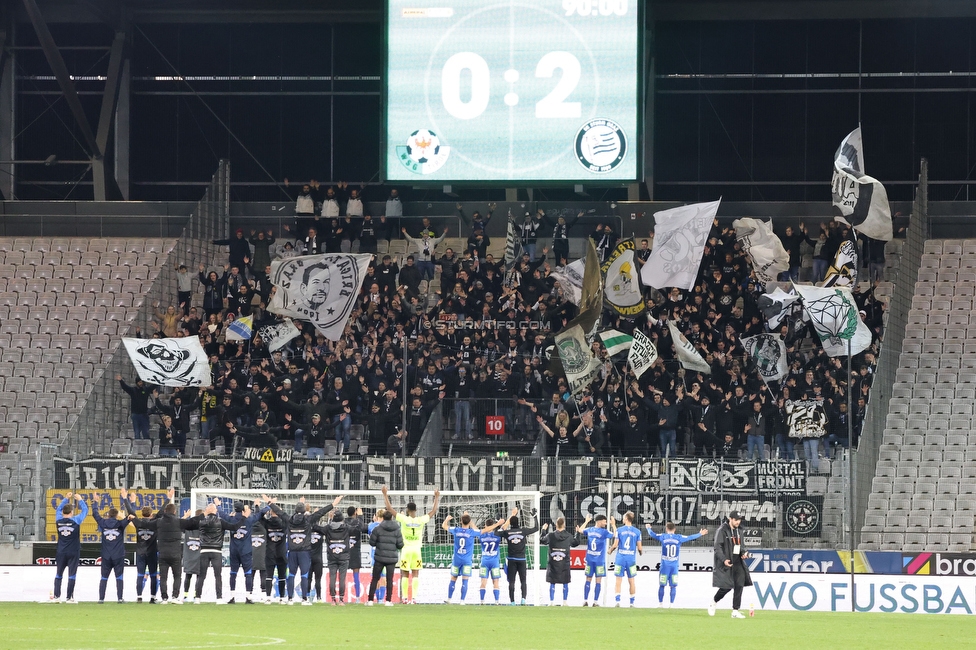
[384,0,640,183]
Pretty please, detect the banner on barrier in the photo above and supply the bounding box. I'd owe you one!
[668,459,806,495]
[44,488,170,543]
[781,495,824,537]
[747,549,903,575]
[903,552,976,576]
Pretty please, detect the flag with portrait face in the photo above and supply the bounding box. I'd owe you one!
[269,253,372,341]
[741,333,788,383]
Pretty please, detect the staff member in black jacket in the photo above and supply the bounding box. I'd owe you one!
[142,487,199,603]
[121,490,160,603]
[367,509,403,606]
[708,511,753,619]
[324,511,351,605]
[268,494,343,605]
[263,508,288,603]
[540,517,581,606]
[194,502,230,604]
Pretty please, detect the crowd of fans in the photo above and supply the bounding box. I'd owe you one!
[119,182,887,463]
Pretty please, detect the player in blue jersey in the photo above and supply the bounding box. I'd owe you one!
[476,513,509,604]
[612,511,643,607]
[442,512,478,603]
[580,514,614,606]
[52,492,88,603]
[92,495,135,603]
[367,510,388,602]
[646,521,708,608]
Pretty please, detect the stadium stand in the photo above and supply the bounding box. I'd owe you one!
[861,239,976,552]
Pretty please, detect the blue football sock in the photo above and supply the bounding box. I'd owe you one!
[493,589,500,602]
[549,584,555,601]
[448,580,456,599]
[658,585,665,602]
[594,583,602,600]
[615,594,620,602]
[353,573,361,597]
[563,584,569,600]
[377,586,386,601]
[670,585,677,603]
[460,580,468,601]
[480,588,486,602]
[583,581,591,600]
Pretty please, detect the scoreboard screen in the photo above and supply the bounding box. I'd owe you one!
[385,0,640,183]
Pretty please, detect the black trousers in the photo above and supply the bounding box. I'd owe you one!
[329,558,349,600]
[311,556,324,599]
[714,562,746,610]
[265,552,287,597]
[507,559,528,602]
[368,562,395,602]
[158,553,182,600]
[54,551,80,600]
[196,552,223,599]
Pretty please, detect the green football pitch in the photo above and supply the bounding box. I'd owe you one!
[1,602,970,649]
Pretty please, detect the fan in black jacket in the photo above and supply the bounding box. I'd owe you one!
[268,494,343,604]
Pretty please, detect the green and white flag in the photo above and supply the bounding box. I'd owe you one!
[667,320,711,374]
[556,324,602,396]
[598,329,632,357]
[793,283,871,357]
[628,329,658,379]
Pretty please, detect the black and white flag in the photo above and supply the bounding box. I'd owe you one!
[785,399,828,439]
[667,320,711,374]
[628,329,658,379]
[732,218,789,286]
[269,253,372,341]
[258,319,302,352]
[122,337,211,387]
[641,199,719,291]
[741,333,788,383]
[831,128,892,242]
[758,287,799,330]
[821,235,859,288]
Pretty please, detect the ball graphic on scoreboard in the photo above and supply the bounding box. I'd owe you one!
[406,129,441,165]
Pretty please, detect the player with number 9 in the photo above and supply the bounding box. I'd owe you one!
[646,522,708,608]
[442,512,478,604]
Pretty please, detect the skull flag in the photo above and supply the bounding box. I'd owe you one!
[122,337,212,387]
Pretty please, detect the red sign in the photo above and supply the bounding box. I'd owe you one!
[570,549,587,569]
[485,416,505,436]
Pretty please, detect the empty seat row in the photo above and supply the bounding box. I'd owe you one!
[914,281,976,297]
[0,251,162,267]
[908,297,976,312]
[0,237,172,252]
[0,291,146,309]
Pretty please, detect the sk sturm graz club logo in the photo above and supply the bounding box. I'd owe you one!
[747,335,782,380]
[785,499,820,535]
[575,118,627,173]
[133,340,202,386]
[396,129,451,174]
[557,336,588,375]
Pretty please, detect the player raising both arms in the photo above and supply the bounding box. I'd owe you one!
[540,517,580,606]
[646,522,708,608]
[382,485,441,604]
[612,511,643,607]
[579,514,614,607]
[442,512,478,604]
[477,516,507,605]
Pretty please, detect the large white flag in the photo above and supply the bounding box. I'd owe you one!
[641,199,720,290]
[122,337,211,387]
[551,258,585,305]
[667,320,711,374]
[741,333,788,383]
[258,319,302,352]
[732,218,789,286]
[269,253,372,341]
[628,329,658,379]
[793,283,872,357]
[555,324,602,396]
[831,128,892,242]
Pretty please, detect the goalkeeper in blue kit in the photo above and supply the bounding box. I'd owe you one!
[442,512,478,604]
[646,522,708,608]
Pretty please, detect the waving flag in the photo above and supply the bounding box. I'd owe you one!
[599,329,632,357]
[602,238,645,317]
[821,235,859,288]
[831,128,892,242]
[122,337,211,387]
[562,240,604,342]
[641,199,720,290]
[551,258,585,305]
[758,287,800,330]
[741,333,788,383]
[732,218,789,286]
[793,283,872,357]
[258,319,302,352]
[667,320,711,374]
[269,253,372,341]
[556,324,602,396]
[225,315,253,341]
[628,329,658,379]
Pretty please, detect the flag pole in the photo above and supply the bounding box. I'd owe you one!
[847,335,855,612]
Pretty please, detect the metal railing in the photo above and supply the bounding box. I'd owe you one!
[851,158,928,545]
